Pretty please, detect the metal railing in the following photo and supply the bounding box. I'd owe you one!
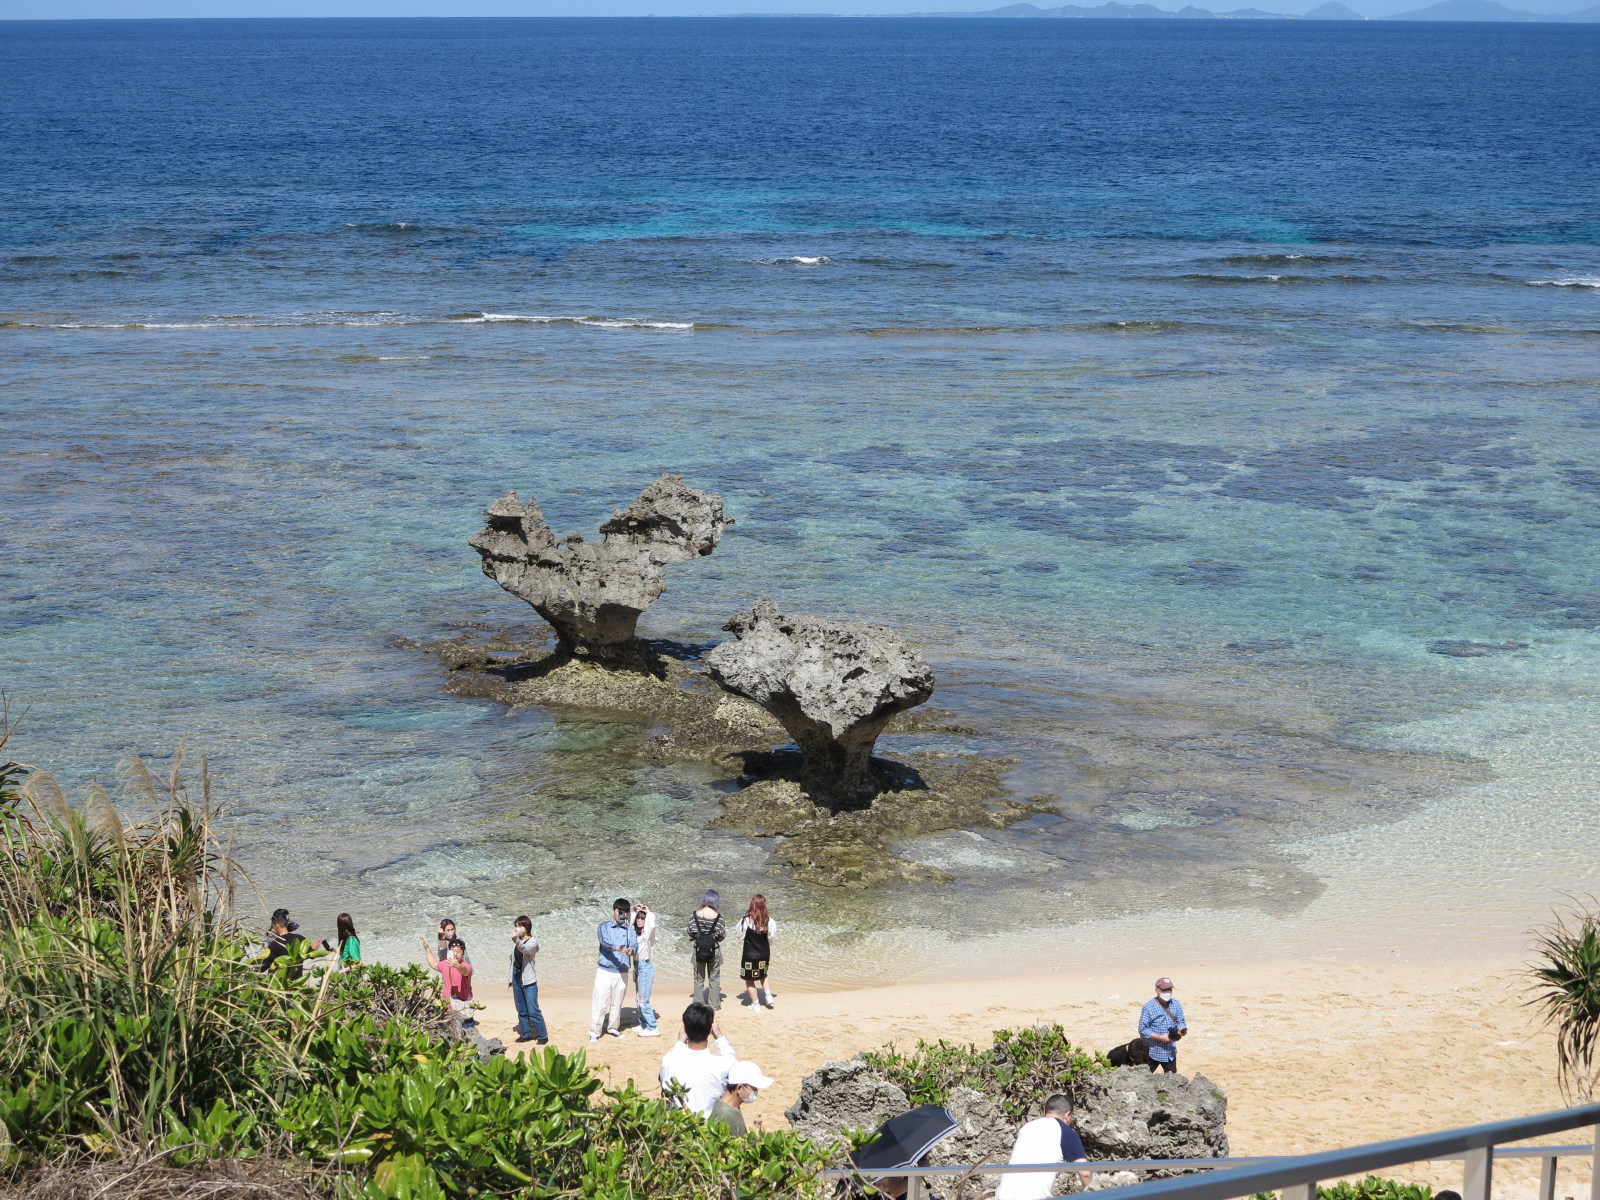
[821,1103,1600,1200]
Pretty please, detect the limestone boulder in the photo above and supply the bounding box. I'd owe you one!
[783,1059,910,1149]
[468,474,730,668]
[707,598,935,809]
[784,1056,1228,1189]
[1074,1067,1229,1165]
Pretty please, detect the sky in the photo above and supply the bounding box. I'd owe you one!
[2,0,1595,31]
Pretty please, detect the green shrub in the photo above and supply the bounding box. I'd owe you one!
[0,752,836,1198]
[0,756,320,1156]
[860,1024,1107,1121]
[1252,1178,1434,1200]
[280,1016,830,1200]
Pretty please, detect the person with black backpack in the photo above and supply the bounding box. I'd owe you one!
[687,889,725,1010]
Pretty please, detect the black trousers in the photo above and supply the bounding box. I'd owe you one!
[1148,1056,1177,1073]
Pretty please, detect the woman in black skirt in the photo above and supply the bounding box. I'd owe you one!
[736,894,776,1012]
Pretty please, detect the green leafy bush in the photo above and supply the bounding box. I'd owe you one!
[860,1024,1107,1121]
[0,751,835,1198]
[1252,1177,1435,1200]
[0,756,317,1157]
[282,1019,829,1200]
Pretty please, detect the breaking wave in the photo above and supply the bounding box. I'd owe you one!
[8,310,698,332]
[1528,276,1600,289]
[742,256,834,266]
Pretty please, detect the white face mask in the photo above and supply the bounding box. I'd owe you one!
[1159,991,1173,1002]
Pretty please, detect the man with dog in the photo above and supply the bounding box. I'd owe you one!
[1138,976,1188,1073]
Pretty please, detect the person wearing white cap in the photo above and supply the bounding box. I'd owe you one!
[709,1060,774,1136]
[1138,976,1187,1074]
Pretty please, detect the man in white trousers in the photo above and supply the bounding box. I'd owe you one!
[590,898,638,1040]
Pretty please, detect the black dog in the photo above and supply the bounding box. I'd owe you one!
[1106,1038,1147,1067]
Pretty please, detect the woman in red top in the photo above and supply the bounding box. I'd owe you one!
[420,935,476,1024]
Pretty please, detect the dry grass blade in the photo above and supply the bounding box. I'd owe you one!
[0,1155,332,1200]
[21,770,71,825]
[85,780,124,842]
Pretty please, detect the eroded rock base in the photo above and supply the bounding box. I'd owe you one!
[406,626,1051,889]
[718,752,1057,888]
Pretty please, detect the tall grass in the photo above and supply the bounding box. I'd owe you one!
[0,750,320,1157]
[0,743,835,1199]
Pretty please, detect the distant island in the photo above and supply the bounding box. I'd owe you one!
[861,0,1600,18]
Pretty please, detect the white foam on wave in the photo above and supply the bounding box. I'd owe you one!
[43,311,413,330]
[464,312,694,330]
[1528,276,1600,289]
[743,255,833,266]
[26,310,694,332]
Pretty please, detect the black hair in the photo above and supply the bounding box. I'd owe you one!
[1043,1094,1074,1116]
[613,898,631,915]
[514,915,532,932]
[271,907,290,927]
[447,937,466,953]
[682,1002,715,1042]
[336,912,357,951]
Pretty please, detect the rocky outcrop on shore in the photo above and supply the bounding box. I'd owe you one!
[707,598,937,811]
[467,473,731,672]
[412,622,1056,889]
[413,476,1063,890]
[786,1057,1227,1196]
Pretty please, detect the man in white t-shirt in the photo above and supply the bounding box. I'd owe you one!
[994,1093,1091,1200]
[659,1002,738,1117]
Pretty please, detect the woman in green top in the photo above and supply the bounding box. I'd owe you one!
[336,912,361,969]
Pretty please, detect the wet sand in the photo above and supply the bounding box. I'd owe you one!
[471,952,1587,1200]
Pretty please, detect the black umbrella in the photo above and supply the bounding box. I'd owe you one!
[850,1105,961,1171]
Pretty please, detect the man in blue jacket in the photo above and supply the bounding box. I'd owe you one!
[590,898,639,1041]
[1138,976,1188,1073]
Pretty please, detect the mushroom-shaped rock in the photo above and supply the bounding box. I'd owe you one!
[706,598,934,810]
[468,474,731,668]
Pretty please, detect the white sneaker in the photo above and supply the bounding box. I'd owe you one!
[606,1029,624,1038]
[589,1035,600,1042]
[637,1028,661,1038]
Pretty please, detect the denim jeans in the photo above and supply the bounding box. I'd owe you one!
[634,958,657,1032]
[512,979,548,1042]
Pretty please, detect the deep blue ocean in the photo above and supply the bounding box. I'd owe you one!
[4,17,1599,979]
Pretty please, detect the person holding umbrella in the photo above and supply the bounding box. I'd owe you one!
[846,1105,961,1200]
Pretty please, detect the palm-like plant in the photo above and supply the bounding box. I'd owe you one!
[1527,897,1600,1102]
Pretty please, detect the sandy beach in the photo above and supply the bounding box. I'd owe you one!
[468,952,1586,1200]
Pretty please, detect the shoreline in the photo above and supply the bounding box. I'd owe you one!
[464,950,1581,1198]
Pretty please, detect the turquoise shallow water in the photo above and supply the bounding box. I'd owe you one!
[3,17,1599,982]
